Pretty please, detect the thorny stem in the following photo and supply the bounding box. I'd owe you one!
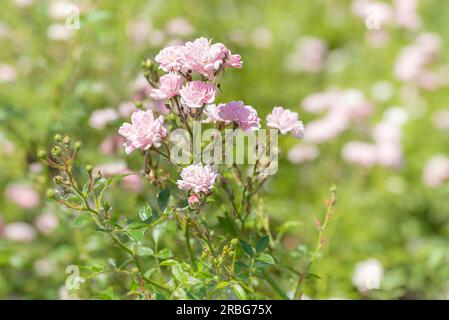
[293,185,337,300]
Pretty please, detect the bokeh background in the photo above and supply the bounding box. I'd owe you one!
[1,0,449,299]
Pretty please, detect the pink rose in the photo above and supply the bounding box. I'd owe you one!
[155,45,185,72]
[179,81,217,109]
[4,222,37,243]
[188,194,201,207]
[422,155,449,187]
[177,163,218,194]
[118,110,167,154]
[266,106,304,138]
[218,101,261,132]
[150,73,184,100]
[341,141,378,168]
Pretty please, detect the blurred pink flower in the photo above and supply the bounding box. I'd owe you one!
[177,163,218,194]
[94,161,128,176]
[89,108,119,130]
[121,171,143,192]
[394,33,441,82]
[130,74,152,100]
[155,45,185,72]
[304,114,348,144]
[218,101,261,132]
[150,73,184,100]
[127,19,151,46]
[117,101,137,118]
[5,184,40,209]
[118,110,167,154]
[286,37,327,73]
[0,138,15,155]
[376,143,402,168]
[432,110,449,130]
[47,23,74,41]
[250,27,273,49]
[287,144,319,164]
[394,0,421,31]
[4,222,37,243]
[100,135,125,155]
[0,64,17,83]
[35,211,59,235]
[165,18,194,37]
[342,141,378,168]
[422,155,449,187]
[266,106,304,138]
[179,81,216,108]
[146,99,169,116]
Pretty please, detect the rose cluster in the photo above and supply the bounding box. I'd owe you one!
[118,37,304,200]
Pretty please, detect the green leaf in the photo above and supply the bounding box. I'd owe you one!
[159,259,178,266]
[152,221,168,244]
[156,248,173,259]
[158,189,170,213]
[171,264,187,283]
[126,228,145,242]
[256,235,269,253]
[216,281,229,290]
[138,203,152,221]
[73,213,90,227]
[239,240,254,257]
[218,216,238,236]
[136,246,154,256]
[231,283,247,300]
[127,221,149,230]
[256,253,275,265]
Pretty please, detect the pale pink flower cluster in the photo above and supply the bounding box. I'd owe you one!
[342,109,405,169]
[203,104,231,125]
[177,163,219,194]
[422,155,449,187]
[266,106,304,138]
[301,88,373,144]
[218,101,261,132]
[394,33,442,86]
[118,110,167,154]
[155,37,242,78]
[5,183,40,209]
[179,81,217,108]
[150,73,184,100]
[285,37,327,74]
[352,0,421,31]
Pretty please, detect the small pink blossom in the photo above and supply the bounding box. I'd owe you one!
[179,81,217,108]
[422,155,449,187]
[118,110,167,154]
[285,37,327,73]
[177,164,218,194]
[121,171,143,192]
[0,64,17,83]
[93,161,128,176]
[218,101,261,132]
[432,110,449,130]
[4,222,37,243]
[266,106,304,138]
[5,183,40,209]
[155,45,185,72]
[150,73,184,100]
[188,194,201,207]
[118,101,138,118]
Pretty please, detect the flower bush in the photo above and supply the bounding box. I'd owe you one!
[42,38,335,300]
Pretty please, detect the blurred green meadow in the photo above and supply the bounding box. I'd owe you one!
[1,0,449,299]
